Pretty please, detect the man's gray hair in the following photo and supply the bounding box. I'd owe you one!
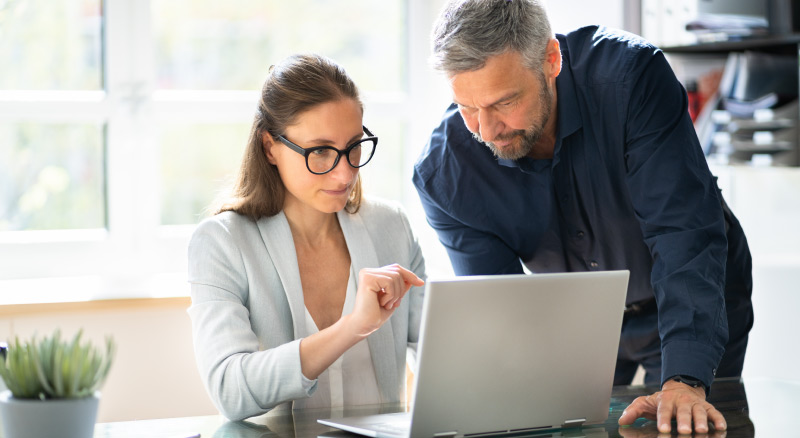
[431,0,553,74]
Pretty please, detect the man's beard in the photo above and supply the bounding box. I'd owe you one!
[473,78,553,161]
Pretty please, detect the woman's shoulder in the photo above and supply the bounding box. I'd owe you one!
[357,196,415,232]
[358,195,407,219]
[353,196,423,273]
[195,210,251,231]
[356,196,415,240]
[191,210,264,245]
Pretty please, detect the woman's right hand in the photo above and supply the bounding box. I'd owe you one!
[348,264,424,337]
[299,264,424,380]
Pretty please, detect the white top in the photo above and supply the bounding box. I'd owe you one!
[300,265,381,408]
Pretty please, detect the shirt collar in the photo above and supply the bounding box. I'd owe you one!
[554,43,583,141]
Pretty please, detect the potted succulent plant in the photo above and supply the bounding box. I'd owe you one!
[0,329,115,438]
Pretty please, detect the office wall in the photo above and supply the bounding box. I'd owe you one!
[713,166,800,382]
[546,0,624,33]
[0,299,217,422]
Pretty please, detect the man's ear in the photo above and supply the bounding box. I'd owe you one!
[544,38,562,79]
[263,134,278,165]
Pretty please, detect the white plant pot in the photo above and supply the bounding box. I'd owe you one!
[0,390,100,438]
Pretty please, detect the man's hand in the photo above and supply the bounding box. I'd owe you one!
[618,380,727,434]
[617,424,728,438]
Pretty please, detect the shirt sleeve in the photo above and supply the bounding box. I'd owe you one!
[300,374,319,393]
[412,174,524,276]
[187,218,316,421]
[622,49,728,388]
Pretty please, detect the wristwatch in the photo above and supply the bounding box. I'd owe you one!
[670,375,707,394]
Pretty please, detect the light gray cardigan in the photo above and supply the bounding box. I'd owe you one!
[187,197,425,421]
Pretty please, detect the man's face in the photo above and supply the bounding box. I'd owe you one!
[450,50,555,160]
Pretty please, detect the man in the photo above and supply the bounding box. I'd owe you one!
[413,0,753,434]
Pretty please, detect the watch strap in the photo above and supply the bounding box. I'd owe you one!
[672,375,703,387]
[668,374,709,395]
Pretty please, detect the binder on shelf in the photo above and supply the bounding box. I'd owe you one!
[727,100,797,133]
[693,49,799,165]
[730,127,796,153]
[728,51,797,103]
[724,93,780,118]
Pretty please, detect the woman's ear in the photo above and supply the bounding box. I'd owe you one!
[263,133,278,165]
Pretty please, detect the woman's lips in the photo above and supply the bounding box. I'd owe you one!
[323,187,350,196]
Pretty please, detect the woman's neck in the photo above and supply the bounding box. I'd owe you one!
[283,201,342,249]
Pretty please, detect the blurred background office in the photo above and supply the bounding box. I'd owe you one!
[1,0,798,423]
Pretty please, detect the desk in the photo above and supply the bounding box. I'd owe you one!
[87,377,800,437]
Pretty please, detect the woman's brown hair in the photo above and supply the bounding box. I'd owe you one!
[213,54,364,219]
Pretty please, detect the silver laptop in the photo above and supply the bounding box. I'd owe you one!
[318,270,630,438]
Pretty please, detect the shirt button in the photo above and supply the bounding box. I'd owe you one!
[589,260,599,269]
[577,231,585,238]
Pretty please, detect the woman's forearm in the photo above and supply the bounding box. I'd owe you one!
[298,314,364,379]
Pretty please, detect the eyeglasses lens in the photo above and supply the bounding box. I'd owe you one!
[305,137,376,174]
[349,139,375,167]
[308,149,339,174]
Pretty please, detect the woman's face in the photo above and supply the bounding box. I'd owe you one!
[265,98,364,215]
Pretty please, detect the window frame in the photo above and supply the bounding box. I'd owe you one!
[0,0,452,303]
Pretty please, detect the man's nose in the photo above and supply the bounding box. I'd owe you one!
[477,110,501,143]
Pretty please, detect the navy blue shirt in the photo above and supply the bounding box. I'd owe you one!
[413,26,752,388]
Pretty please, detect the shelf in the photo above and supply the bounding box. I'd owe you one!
[662,34,800,53]
[665,33,800,167]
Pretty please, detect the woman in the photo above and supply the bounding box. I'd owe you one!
[187,54,425,421]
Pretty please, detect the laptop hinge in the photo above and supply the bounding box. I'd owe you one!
[433,432,458,438]
[561,418,586,428]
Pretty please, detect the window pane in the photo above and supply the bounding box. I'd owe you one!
[0,0,103,90]
[153,0,407,93]
[0,123,106,231]
[359,120,405,202]
[160,123,250,225]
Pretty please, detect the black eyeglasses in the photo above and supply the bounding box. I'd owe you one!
[276,126,378,175]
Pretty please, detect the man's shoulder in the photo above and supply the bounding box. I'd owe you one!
[413,104,490,189]
[568,25,652,43]
[561,25,657,56]
[560,26,661,84]
[415,104,468,168]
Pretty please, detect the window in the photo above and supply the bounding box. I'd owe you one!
[0,0,103,91]
[0,0,451,303]
[0,0,105,233]
[1,123,106,231]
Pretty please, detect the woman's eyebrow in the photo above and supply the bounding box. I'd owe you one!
[303,132,364,147]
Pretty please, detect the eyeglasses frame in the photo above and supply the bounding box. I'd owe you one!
[275,126,378,175]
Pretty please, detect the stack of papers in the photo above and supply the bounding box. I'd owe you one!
[685,14,769,42]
